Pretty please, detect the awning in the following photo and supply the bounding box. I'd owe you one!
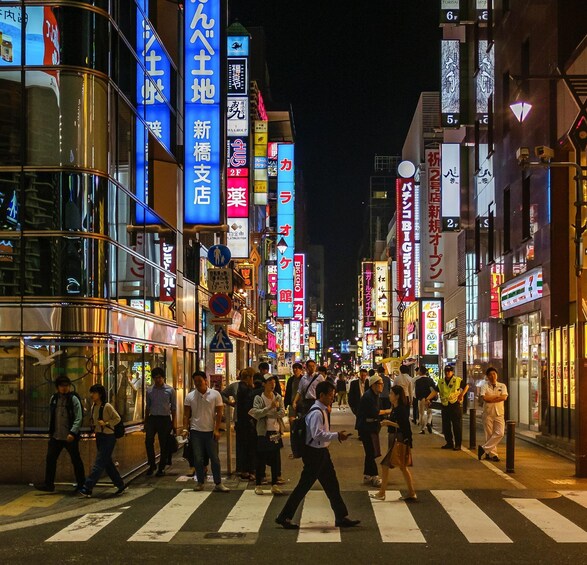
[228,328,265,346]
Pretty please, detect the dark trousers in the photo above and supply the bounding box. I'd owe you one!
[235,422,256,474]
[84,433,124,491]
[256,444,279,486]
[380,397,391,411]
[145,415,172,471]
[359,430,379,476]
[278,447,348,522]
[412,397,419,422]
[44,437,86,489]
[441,402,463,447]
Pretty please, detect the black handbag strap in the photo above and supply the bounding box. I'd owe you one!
[303,374,319,399]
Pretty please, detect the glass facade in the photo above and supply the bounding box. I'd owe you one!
[0,1,185,435]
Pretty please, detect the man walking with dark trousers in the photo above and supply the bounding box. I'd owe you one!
[35,376,86,492]
[145,367,176,476]
[275,381,360,530]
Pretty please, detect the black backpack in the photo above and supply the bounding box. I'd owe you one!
[290,406,325,458]
[98,404,125,438]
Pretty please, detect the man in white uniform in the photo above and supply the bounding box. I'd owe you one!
[478,367,508,462]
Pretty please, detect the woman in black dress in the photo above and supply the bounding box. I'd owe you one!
[370,385,416,501]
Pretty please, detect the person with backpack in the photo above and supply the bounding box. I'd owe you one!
[78,384,126,497]
[35,375,86,493]
[275,381,359,530]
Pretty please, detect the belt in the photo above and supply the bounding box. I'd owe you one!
[365,418,379,423]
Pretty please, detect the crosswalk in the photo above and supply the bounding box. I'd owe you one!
[42,489,587,545]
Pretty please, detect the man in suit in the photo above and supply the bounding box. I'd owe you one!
[348,368,369,415]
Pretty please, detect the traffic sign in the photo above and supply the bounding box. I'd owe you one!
[208,244,231,267]
[209,327,233,352]
[209,293,233,317]
[211,317,233,325]
[207,268,233,293]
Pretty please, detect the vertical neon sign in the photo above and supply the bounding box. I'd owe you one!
[277,144,295,319]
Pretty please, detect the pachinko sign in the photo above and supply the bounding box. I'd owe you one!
[396,175,416,302]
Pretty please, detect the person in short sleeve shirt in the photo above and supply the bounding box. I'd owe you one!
[478,367,508,462]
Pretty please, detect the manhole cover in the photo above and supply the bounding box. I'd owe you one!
[501,490,561,499]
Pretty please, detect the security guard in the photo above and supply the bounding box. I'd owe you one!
[425,365,468,451]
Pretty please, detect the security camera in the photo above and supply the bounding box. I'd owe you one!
[516,147,530,165]
[535,145,555,162]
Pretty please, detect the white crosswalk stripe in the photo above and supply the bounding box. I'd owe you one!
[432,490,512,543]
[39,489,587,545]
[369,490,426,543]
[128,489,210,543]
[505,498,587,543]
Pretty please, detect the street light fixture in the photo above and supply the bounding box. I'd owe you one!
[509,100,533,123]
[276,237,288,255]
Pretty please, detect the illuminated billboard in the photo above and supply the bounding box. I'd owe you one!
[500,268,543,312]
[476,40,494,123]
[277,144,295,319]
[441,143,461,231]
[441,39,460,127]
[362,262,374,327]
[294,253,306,346]
[423,149,444,283]
[420,299,443,357]
[374,261,389,322]
[396,177,416,302]
[440,0,460,24]
[184,0,221,225]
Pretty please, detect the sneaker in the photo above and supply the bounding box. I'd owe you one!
[77,488,92,498]
[34,484,55,493]
[260,477,269,485]
[427,424,433,433]
[419,430,426,435]
[271,485,284,496]
[254,486,264,495]
[114,484,127,496]
[371,476,382,487]
[214,483,230,493]
[275,477,286,485]
[194,483,205,492]
[369,492,386,501]
[363,475,373,485]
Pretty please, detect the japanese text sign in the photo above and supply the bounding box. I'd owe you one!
[396,178,416,302]
[424,149,444,283]
[277,144,295,319]
[441,143,460,231]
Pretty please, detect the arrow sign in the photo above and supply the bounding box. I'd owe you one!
[208,244,231,267]
[209,293,233,317]
[209,327,233,353]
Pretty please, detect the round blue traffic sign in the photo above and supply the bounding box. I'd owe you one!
[208,244,231,267]
[209,293,233,317]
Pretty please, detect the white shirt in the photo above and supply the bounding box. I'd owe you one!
[297,373,325,400]
[262,393,280,432]
[305,401,337,448]
[480,381,508,417]
[184,388,223,432]
[394,372,413,400]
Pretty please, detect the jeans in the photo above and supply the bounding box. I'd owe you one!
[191,430,222,484]
[44,437,86,489]
[84,433,124,491]
[145,415,172,471]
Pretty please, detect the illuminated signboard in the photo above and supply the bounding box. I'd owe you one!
[420,299,443,357]
[277,144,295,319]
[476,40,494,123]
[267,263,277,297]
[228,35,249,57]
[490,264,504,318]
[362,262,374,327]
[159,243,176,302]
[423,149,444,283]
[500,267,543,312]
[396,177,416,302]
[254,121,269,205]
[136,1,172,224]
[226,177,249,218]
[185,0,221,225]
[441,39,460,127]
[227,58,247,95]
[476,144,494,216]
[441,144,460,231]
[477,0,489,21]
[294,253,306,346]
[267,142,279,177]
[289,320,301,353]
[374,261,389,322]
[440,0,460,24]
[227,97,249,135]
[227,137,249,177]
[227,218,249,259]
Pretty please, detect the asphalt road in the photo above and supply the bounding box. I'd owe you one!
[2,484,587,564]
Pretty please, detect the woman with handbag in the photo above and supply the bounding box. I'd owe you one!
[249,374,286,495]
[78,384,126,498]
[369,385,416,502]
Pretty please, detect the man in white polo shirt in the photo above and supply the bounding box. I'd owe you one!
[478,367,508,462]
[183,371,229,492]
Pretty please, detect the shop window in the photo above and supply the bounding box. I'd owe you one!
[0,341,20,431]
[0,73,22,166]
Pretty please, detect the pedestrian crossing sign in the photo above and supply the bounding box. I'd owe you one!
[209,327,233,352]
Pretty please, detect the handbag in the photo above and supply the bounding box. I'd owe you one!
[168,431,179,454]
[257,431,281,452]
[390,434,413,467]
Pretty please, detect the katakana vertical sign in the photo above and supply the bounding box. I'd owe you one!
[184,0,221,225]
[423,148,444,284]
[277,144,295,319]
[294,253,306,346]
[136,0,171,224]
[362,262,374,327]
[441,143,461,231]
[396,177,416,302]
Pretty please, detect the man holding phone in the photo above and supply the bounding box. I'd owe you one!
[276,381,360,530]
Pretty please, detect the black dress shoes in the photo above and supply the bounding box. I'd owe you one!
[477,445,485,460]
[275,516,299,530]
[441,444,454,449]
[335,517,361,528]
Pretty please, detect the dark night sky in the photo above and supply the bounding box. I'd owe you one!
[229,1,441,306]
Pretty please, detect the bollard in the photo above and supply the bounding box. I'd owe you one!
[506,420,515,473]
[469,407,476,450]
[225,405,233,475]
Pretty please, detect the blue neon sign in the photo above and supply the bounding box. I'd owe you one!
[277,144,295,319]
[184,0,221,225]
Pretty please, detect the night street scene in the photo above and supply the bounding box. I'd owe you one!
[1,1,587,563]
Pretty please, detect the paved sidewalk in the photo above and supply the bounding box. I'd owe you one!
[1,407,585,527]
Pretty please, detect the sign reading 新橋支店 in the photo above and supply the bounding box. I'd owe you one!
[185,0,221,225]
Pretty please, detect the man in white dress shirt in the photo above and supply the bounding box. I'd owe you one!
[478,367,508,462]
